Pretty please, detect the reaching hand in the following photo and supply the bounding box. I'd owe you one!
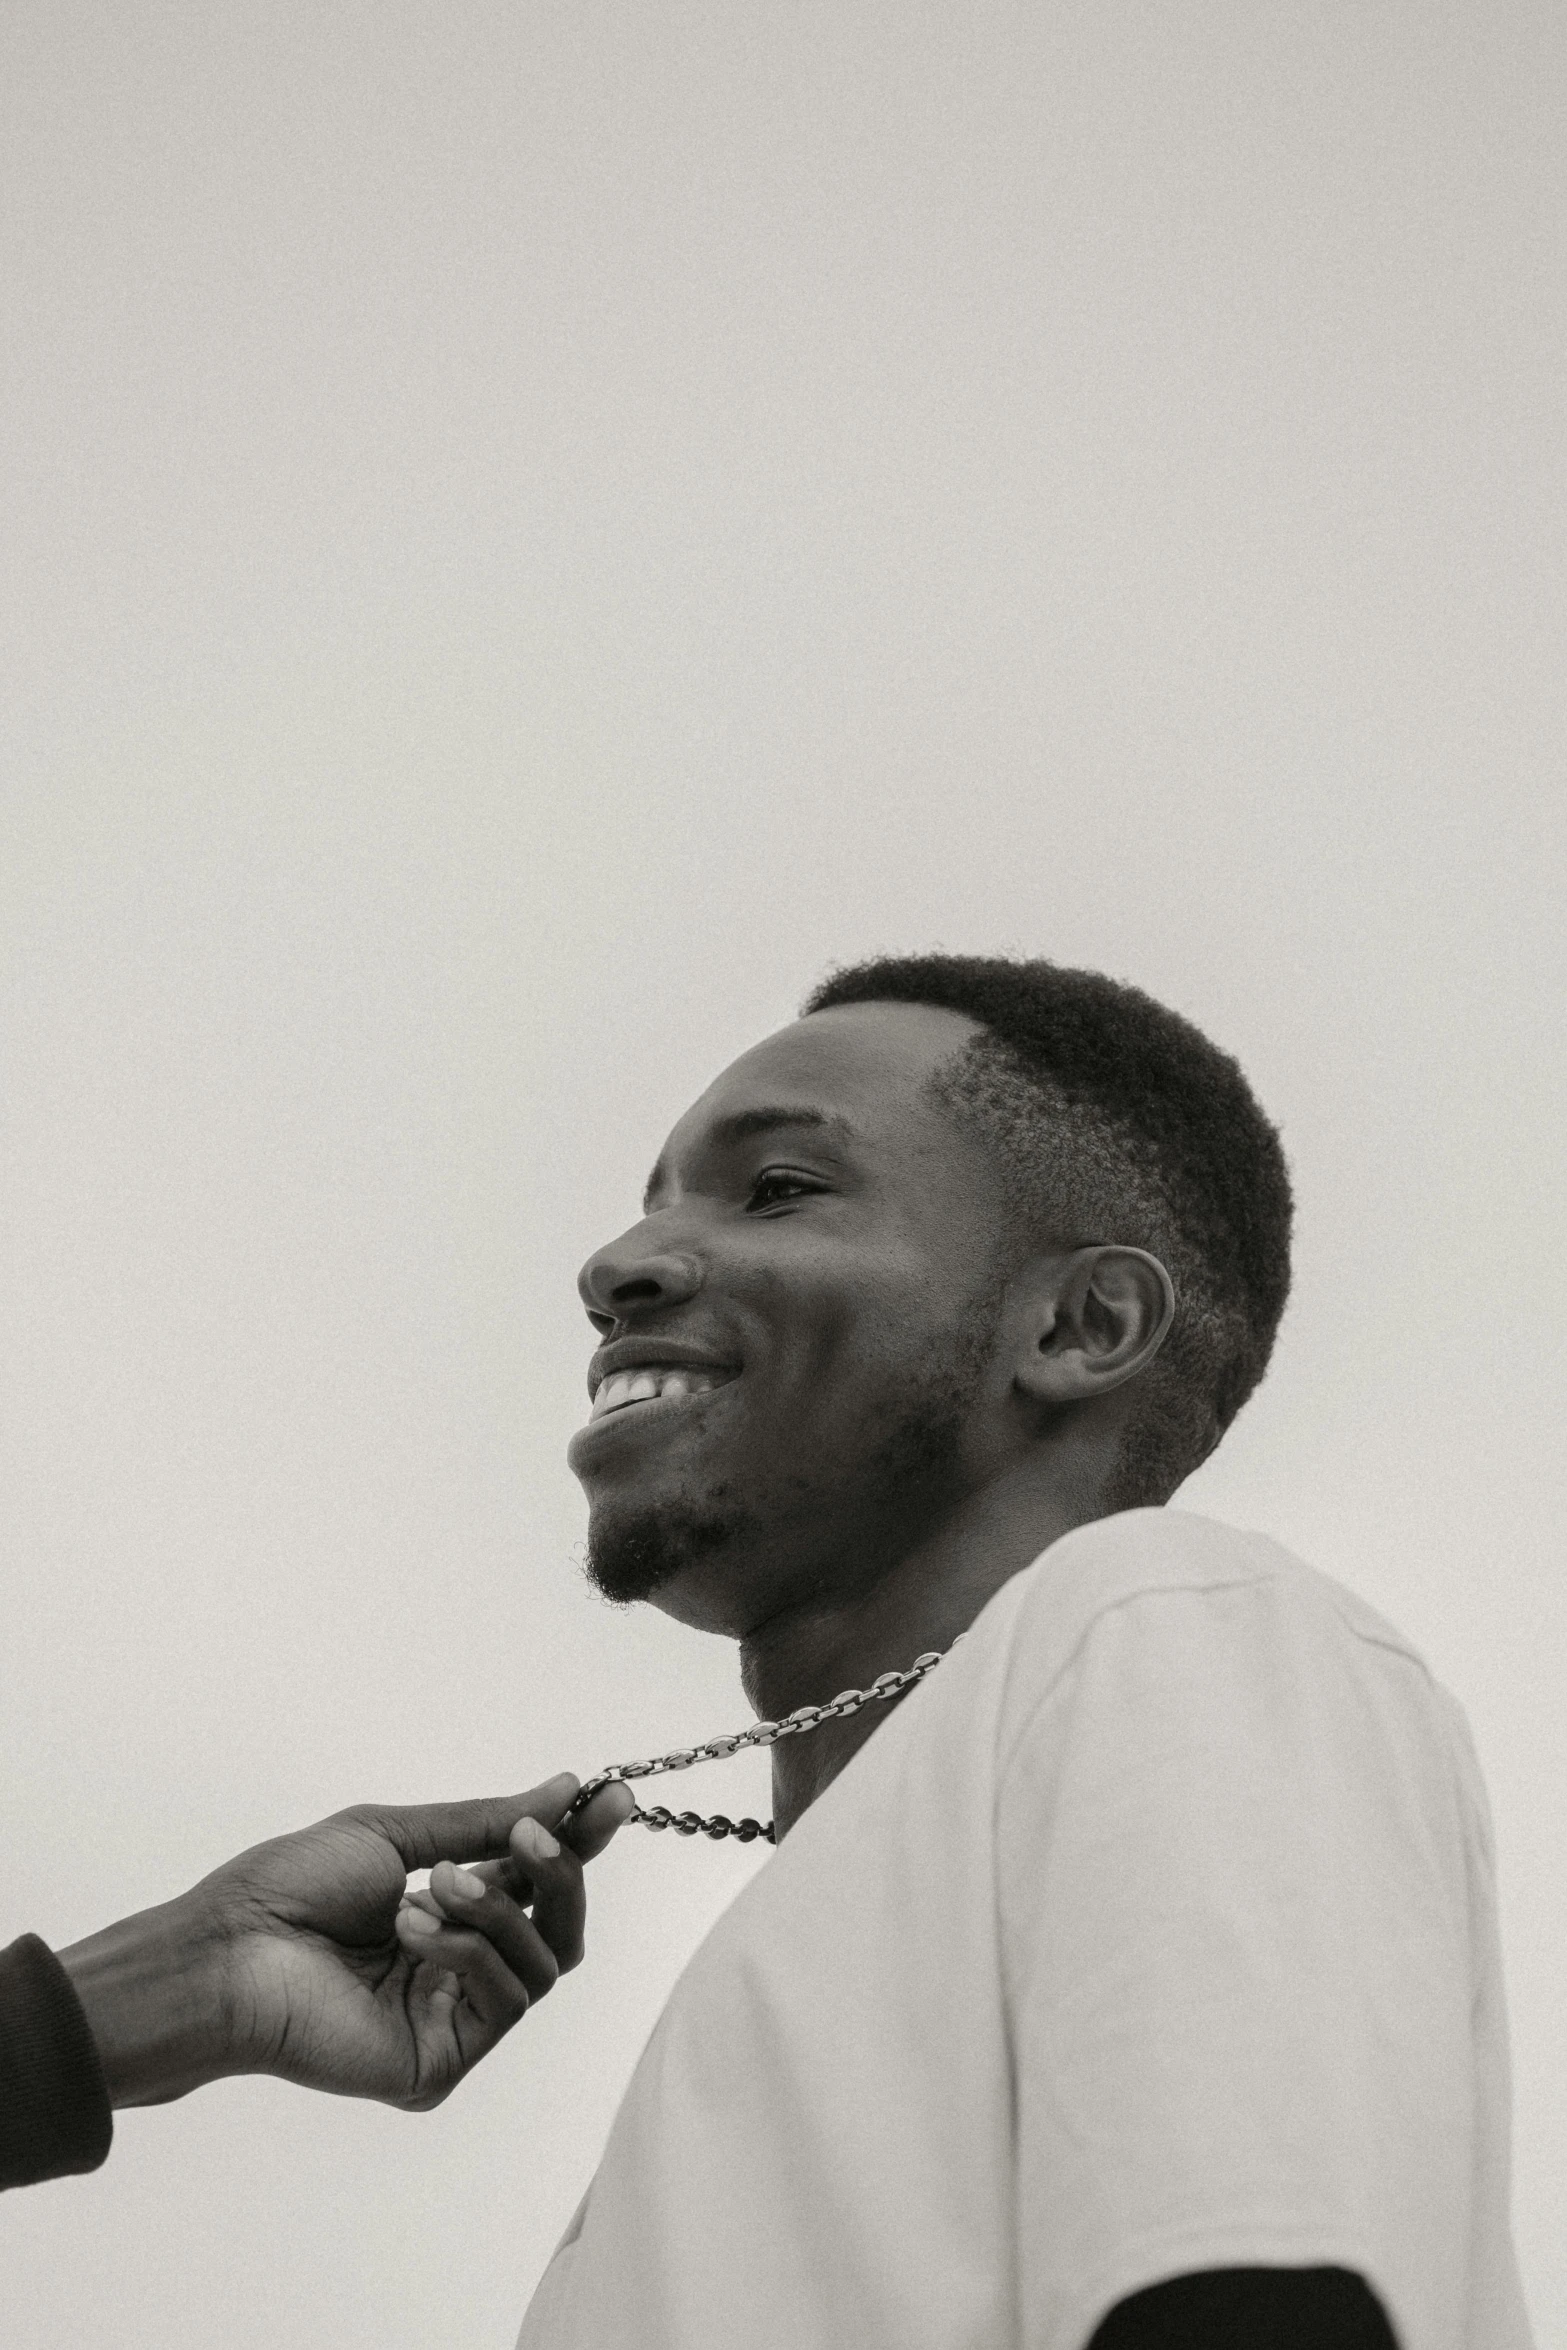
[59,1775,633,2113]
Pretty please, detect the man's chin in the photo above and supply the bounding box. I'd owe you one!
[583,1499,750,1608]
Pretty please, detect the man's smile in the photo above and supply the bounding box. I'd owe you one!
[580,1335,744,1438]
[570,1348,744,1468]
[588,1365,738,1423]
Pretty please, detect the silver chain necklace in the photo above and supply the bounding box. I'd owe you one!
[570,1643,956,1846]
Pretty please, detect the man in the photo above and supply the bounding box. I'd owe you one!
[1,1774,631,2191]
[523,953,1533,2350]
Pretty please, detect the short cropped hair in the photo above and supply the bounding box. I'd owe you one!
[801,953,1293,1507]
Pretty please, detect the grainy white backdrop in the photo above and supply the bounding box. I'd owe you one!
[3,6,1563,2345]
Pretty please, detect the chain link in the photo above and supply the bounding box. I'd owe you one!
[568,1643,956,1846]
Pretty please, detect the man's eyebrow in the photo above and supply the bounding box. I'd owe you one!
[642,1106,856,1212]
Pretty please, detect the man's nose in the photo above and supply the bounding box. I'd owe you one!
[577,1232,705,1323]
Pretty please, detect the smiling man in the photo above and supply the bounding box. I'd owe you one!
[523,953,1533,2350]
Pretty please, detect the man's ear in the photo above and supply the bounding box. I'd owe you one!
[1013,1245,1175,1407]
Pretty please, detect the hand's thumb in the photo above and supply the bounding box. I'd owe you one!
[559,1780,636,1862]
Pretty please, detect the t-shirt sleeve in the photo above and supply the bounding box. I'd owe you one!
[997,1577,1479,2350]
[0,1933,114,2191]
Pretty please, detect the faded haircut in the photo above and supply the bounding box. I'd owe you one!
[802,953,1293,1507]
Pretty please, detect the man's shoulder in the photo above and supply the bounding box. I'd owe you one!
[969,1507,1439,1722]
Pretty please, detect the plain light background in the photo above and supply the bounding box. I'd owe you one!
[3,5,1563,2345]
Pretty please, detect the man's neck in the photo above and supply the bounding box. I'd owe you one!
[740,1467,1106,1840]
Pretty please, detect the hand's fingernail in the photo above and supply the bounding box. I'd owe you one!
[519,1819,561,1861]
[399,1906,441,1937]
[447,1866,487,1902]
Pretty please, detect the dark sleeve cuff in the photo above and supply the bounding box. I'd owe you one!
[0,1934,114,2190]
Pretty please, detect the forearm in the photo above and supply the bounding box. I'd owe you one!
[57,1895,233,2110]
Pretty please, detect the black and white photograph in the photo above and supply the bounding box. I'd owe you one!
[2,8,1562,2348]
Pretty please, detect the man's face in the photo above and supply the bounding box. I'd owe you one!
[567,1000,1017,1638]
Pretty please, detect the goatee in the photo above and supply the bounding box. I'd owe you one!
[584,1496,753,1605]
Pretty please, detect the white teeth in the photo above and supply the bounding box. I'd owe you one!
[590,1373,635,1420]
[589,1366,732,1422]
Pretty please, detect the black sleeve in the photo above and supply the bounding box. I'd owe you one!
[0,1934,114,2191]
[1088,2266,1399,2350]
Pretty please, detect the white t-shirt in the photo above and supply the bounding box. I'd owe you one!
[519,1509,1534,2350]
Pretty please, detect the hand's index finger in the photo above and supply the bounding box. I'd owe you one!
[357,1776,582,1870]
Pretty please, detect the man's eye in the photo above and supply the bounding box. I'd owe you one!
[746,1169,821,1210]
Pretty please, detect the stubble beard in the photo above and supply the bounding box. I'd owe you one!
[582,1289,1003,1610]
